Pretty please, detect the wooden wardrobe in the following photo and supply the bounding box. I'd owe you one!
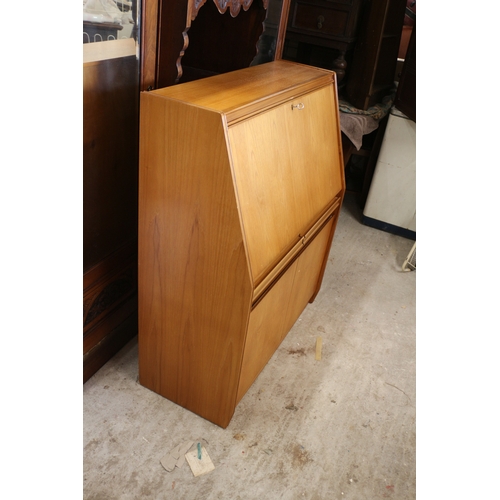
[138,60,345,427]
[83,39,140,382]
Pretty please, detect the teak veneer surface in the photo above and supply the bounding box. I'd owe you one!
[150,59,334,124]
[139,100,253,427]
[228,84,342,286]
[138,60,345,428]
[236,216,335,403]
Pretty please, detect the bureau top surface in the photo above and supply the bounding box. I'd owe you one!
[147,60,335,122]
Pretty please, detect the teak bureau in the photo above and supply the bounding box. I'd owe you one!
[138,60,345,428]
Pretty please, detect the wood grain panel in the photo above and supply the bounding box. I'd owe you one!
[228,84,342,284]
[252,197,340,303]
[83,51,139,271]
[140,0,160,90]
[83,41,139,381]
[138,94,254,428]
[151,60,333,121]
[282,217,334,333]
[236,217,334,402]
[236,258,298,403]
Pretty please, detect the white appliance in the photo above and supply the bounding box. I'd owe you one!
[363,107,416,239]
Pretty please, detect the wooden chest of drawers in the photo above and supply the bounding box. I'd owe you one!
[138,60,345,428]
[285,0,363,81]
[288,0,361,41]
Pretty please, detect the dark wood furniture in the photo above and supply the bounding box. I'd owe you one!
[138,60,345,427]
[140,0,292,90]
[342,9,414,206]
[253,0,292,65]
[394,25,415,122]
[178,0,268,82]
[345,0,407,109]
[283,0,363,83]
[83,39,140,382]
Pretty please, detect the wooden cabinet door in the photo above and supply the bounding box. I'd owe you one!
[236,255,299,403]
[228,84,342,285]
[281,217,334,333]
[236,216,335,402]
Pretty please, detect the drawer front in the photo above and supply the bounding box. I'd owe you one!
[236,217,335,403]
[293,3,350,37]
[228,84,343,285]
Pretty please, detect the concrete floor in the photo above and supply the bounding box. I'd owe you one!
[83,193,416,499]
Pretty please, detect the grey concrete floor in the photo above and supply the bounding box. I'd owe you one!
[83,193,416,500]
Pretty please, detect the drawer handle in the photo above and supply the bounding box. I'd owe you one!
[291,102,304,110]
[317,15,325,29]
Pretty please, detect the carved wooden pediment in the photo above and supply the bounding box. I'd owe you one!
[179,0,271,83]
[191,0,269,20]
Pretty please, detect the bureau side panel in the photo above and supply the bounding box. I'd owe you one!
[138,94,253,428]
